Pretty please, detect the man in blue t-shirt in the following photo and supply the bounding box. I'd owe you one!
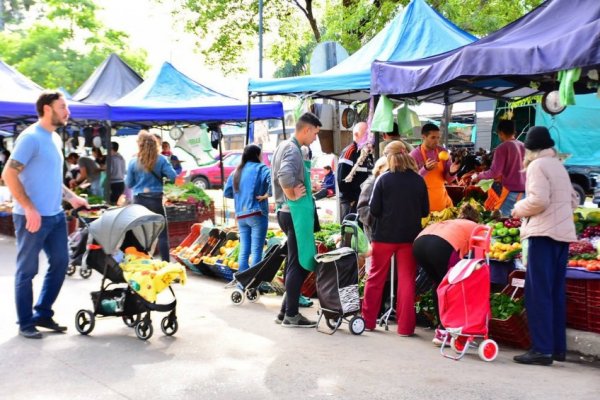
[2,91,89,339]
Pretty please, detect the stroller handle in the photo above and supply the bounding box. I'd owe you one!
[71,205,108,227]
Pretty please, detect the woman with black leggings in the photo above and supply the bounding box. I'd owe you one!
[413,204,480,345]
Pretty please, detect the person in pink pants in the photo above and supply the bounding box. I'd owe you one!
[361,141,429,336]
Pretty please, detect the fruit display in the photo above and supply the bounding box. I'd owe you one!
[175,235,220,265]
[567,238,600,271]
[487,218,522,261]
[421,207,459,227]
[204,239,240,269]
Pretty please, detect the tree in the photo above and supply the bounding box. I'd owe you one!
[167,0,544,78]
[0,0,148,92]
[0,0,35,31]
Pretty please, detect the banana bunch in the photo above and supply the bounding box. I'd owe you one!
[422,207,458,227]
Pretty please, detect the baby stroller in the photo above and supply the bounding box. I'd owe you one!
[437,225,499,362]
[229,237,287,305]
[314,217,365,335]
[74,205,179,341]
[66,205,107,279]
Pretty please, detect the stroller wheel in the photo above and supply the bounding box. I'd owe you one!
[478,339,499,362]
[135,320,154,341]
[66,264,76,276]
[450,336,467,354]
[122,314,141,328]
[349,316,365,335]
[245,288,260,303]
[79,267,92,279]
[325,317,342,331]
[231,289,245,305]
[75,309,95,335]
[161,316,178,336]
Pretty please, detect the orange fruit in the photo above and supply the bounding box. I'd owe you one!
[438,151,449,161]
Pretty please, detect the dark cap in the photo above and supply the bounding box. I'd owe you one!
[524,126,555,151]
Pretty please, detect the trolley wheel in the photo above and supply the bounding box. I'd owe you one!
[231,289,245,305]
[75,309,95,335]
[349,316,365,335]
[245,288,260,303]
[450,336,467,353]
[161,316,178,336]
[79,267,92,279]
[135,320,153,341]
[325,317,341,330]
[122,314,141,328]
[478,339,499,362]
[66,264,76,276]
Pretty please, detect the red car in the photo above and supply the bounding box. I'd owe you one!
[180,151,329,190]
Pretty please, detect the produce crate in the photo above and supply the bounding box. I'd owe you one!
[167,220,198,250]
[566,279,588,331]
[489,270,531,349]
[165,203,198,222]
[587,280,600,334]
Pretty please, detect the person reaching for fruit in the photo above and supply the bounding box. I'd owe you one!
[412,203,481,346]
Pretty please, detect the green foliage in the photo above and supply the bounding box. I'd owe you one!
[491,292,524,320]
[166,0,545,78]
[0,0,148,92]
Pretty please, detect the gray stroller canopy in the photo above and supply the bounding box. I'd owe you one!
[88,204,165,255]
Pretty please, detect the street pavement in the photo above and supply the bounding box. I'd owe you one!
[0,233,599,400]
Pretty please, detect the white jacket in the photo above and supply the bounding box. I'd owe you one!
[513,148,577,243]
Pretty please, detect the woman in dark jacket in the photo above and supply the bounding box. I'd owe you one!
[125,130,177,261]
[224,144,271,273]
[362,141,429,336]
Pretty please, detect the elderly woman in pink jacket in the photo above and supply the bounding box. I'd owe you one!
[511,126,578,366]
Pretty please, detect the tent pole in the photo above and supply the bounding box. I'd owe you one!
[281,116,287,140]
[245,93,251,146]
[104,121,112,204]
[441,91,452,148]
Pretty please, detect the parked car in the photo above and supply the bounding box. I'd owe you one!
[566,165,600,205]
[180,150,330,190]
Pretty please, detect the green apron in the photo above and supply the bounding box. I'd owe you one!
[287,139,317,272]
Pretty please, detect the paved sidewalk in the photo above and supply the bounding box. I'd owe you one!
[0,234,599,400]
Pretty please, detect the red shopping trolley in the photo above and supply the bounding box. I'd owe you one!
[437,225,499,362]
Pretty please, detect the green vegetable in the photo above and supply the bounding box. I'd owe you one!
[163,183,212,206]
[491,293,524,320]
[415,289,438,326]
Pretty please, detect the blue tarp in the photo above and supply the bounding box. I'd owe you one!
[0,59,109,122]
[248,0,475,101]
[73,54,143,104]
[536,94,600,166]
[110,62,283,123]
[371,0,600,104]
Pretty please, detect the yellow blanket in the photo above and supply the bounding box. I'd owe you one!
[120,247,187,302]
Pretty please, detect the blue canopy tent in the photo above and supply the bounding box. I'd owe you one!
[371,0,600,104]
[248,0,476,102]
[0,59,109,126]
[73,53,143,104]
[110,62,283,124]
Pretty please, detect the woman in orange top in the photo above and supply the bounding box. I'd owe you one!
[412,203,481,345]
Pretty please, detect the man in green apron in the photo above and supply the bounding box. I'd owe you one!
[272,112,322,328]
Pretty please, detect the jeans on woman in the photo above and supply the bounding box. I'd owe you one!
[13,212,69,329]
[134,194,170,261]
[237,214,269,272]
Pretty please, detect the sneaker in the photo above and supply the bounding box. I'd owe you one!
[298,295,314,308]
[34,317,67,332]
[281,313,316,328]
[274,313,284,325]
[19,327,43,339]
[432,328,447,347]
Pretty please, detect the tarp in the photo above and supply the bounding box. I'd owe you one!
[536,94,600,166]
[72,53,143,104]
[110,62,283,123]
[0,59,109,122]
[248,0,475,102]
[371,0,600,104]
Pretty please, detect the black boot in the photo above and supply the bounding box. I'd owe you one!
[513,350,553,366]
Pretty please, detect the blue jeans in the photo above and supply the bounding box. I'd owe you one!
[237,214,268,273]
[13,212,69,329]
[499,191,524,217]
